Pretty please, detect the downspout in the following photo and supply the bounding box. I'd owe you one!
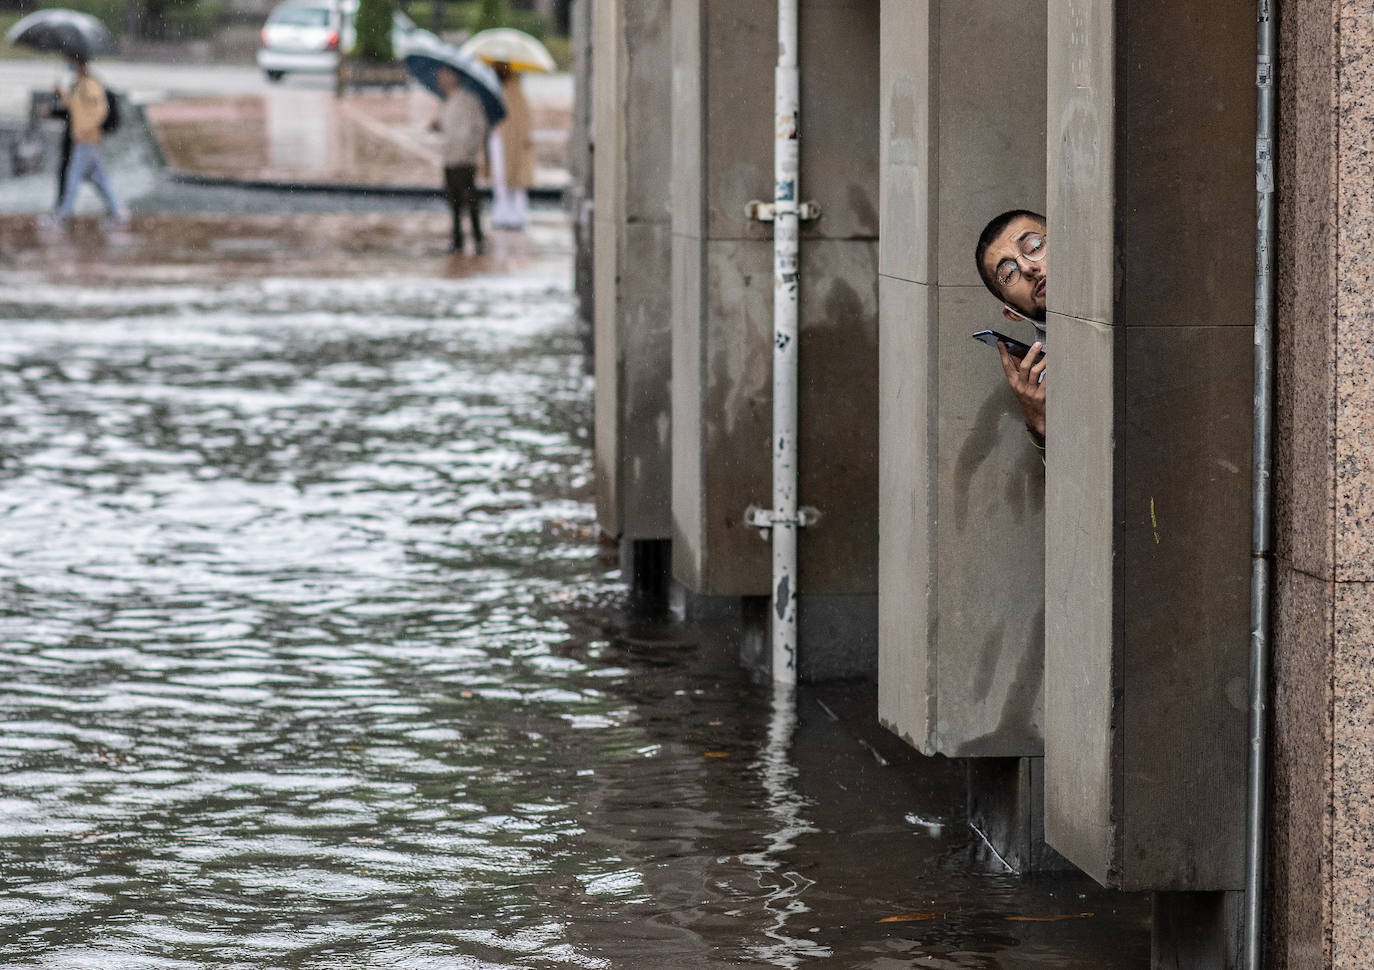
[1244,1,1277,967]
[770,0,801,685]
[745,0,820,680]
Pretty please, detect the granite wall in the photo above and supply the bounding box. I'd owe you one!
[1270,0,1374,965]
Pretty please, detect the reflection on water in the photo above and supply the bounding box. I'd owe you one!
[0,273,1149,968]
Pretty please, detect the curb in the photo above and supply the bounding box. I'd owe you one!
[165,171,563,204]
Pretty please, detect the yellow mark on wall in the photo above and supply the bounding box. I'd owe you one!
[1150,498,1160,545]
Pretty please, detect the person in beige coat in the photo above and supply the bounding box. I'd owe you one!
[431,66,489,254]
[488,61,532,229]
[50,57,126,227]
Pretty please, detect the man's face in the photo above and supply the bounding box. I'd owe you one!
[982,215,1047,322]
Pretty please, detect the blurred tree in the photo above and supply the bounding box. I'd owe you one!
[354,0,395,60]
[471,0,506,32]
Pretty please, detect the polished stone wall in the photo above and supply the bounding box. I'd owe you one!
[1270,0,1374,964]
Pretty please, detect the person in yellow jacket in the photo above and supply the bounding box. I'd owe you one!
[49,57,126,227]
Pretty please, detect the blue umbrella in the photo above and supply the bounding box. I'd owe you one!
[404,34,506,125]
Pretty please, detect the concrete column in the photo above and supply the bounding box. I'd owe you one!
[1269,0,1374,964]
[876,1,1047,758]
[592,0,673,550]
[567,0,593,339]
[1044,0,1254,892]
[670,0,881,679]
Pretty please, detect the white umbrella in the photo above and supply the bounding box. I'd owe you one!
[458,28,556,74]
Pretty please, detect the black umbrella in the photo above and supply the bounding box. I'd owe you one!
[403,34,505,125]
[6,9,115,60]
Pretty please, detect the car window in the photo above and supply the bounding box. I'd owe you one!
[268,6,330,27]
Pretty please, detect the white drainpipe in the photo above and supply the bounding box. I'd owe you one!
[770,0,801,685]
[745,0,818,684]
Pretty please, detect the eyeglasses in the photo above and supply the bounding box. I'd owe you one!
[994,232,1046,289]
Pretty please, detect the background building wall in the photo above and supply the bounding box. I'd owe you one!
[876,0,1048,760]
[1270,0,1374,964]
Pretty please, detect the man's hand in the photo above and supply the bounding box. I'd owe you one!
[998,340,1046,439]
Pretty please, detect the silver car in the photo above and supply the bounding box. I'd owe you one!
[256,0,430,82]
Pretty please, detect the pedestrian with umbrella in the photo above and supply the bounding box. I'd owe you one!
[459,29,555,232]
[404,35,505,254]
[6,10,126,228]
[46,54,127,228]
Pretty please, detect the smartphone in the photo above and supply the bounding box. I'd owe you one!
[971,329,1043,363]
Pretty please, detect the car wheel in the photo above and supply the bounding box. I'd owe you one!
[266,70,286,83]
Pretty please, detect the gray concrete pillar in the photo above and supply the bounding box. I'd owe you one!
[567,0,593,338]
[670,0,881,679]
[592,0,673,552]
[876,0,1047,758]
[1044,0,1253,892]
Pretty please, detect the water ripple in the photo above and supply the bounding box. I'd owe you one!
[0,272,1151,969]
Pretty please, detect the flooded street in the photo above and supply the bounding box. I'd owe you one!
[0,251,1148,968]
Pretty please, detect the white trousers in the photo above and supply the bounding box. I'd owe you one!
[487,129,528,230]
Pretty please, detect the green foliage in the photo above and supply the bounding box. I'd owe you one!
[394,0,561,42]
[36,0,127,35]
[0,12,35,57]
[17,0,223,42]
[540,32,570,70]
[499,8,546,37]
[354,0,396,61]
[470,0,506,33]
[399,0,468,33]
[162,0,221,40]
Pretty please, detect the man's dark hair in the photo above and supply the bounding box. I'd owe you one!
[975,209,1046,299]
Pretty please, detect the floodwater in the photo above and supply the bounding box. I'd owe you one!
[0,268,1149,968]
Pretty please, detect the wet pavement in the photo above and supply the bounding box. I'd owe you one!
[144,83,571,191]
[0,210,574,285]
[0,59,569,218]
[0,61,1150,969]
[0,219,1152,969]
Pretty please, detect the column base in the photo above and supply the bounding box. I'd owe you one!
[967,757,1075,874]
[1151,891,1242,970]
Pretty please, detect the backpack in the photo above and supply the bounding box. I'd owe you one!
[101,88,121,135]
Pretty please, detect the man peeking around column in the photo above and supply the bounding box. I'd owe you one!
[974,209,1048,453]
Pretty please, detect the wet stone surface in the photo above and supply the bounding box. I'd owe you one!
[0,240,1149,967]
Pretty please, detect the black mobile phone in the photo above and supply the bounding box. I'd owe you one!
[971,329,1043,362]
